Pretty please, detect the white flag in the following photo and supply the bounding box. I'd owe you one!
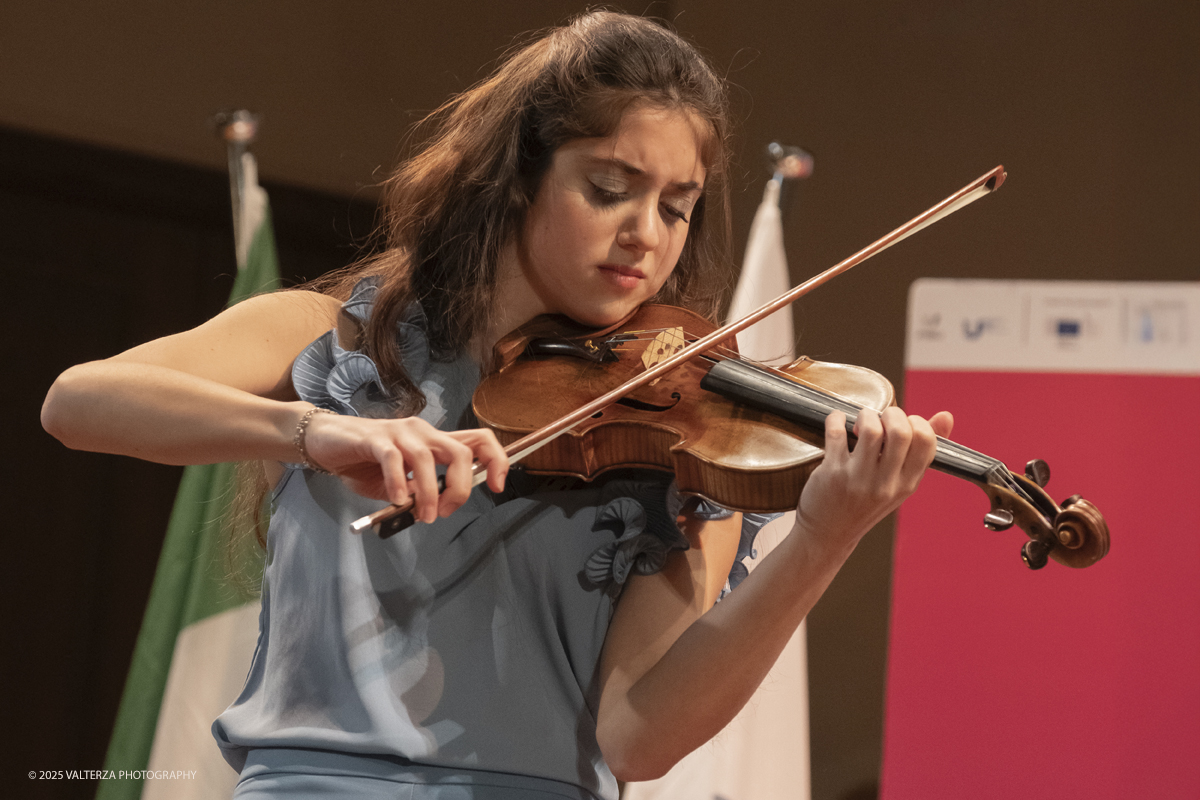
[729,179,795,366]
[624,178,811,800]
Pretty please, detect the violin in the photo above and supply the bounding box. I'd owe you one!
[353,166,1110,570]
[469,303,1108,570]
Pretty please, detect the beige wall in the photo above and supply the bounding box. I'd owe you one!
[0,0,589,195]
[5,2,1195,798]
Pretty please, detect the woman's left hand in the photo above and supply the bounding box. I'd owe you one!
[795,407,954,561]
[594,405,954,780]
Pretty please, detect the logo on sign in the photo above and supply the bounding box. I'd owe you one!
[1129,302,1186,346]
[1042,312,1099,348]
[916,312,943,340]
[962,317,1004,341]
[1055,319,1082,339]
[1139,310,1154,342]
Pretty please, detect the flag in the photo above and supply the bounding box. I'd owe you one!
[625,178,811,800]
[97,152,278,800]
[727,179,794,366]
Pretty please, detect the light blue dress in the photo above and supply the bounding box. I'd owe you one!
[212,280,771,799]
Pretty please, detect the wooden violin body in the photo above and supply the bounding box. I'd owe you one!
[476,304,889,512]
[473,304,1110,570]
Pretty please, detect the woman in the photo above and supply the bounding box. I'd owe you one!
[42,11,951,800]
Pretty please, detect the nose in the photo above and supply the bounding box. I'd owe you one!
[617,199,661,253]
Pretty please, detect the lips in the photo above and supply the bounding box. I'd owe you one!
[597,264,646,291]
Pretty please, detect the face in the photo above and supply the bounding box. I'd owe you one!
[503,105,707,329]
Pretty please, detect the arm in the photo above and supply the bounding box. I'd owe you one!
[42,291,339,465]
[41,290,508,521]
[595,406,954,781]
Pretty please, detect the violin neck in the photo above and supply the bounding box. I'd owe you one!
[700,359,1003,485]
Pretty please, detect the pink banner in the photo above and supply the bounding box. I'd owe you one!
[883,281,1200,799]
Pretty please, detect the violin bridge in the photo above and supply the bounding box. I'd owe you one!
[642,326,687,385]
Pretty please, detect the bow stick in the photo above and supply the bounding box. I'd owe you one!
[352,165,1007,536]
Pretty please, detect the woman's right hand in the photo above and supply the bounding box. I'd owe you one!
[302,413,509,523]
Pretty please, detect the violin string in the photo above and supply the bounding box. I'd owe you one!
[603,330,778,372]
[595,327,1052,524]
[995,467,1050,518]
[600,328,1029,497]
[605,343,742,362]
[603,331,744,363]
[602,329,879,416]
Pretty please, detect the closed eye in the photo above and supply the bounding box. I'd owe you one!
[590,184,625,206]
[661,203,690,224]
[590,182,692,224]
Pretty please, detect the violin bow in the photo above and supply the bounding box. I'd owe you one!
[352,165,1006,536]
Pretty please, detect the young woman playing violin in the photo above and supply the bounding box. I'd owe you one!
[42,11,951,800]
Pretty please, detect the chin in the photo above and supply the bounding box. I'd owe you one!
[563,302,639,329]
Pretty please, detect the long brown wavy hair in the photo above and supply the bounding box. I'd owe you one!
[319,10,735,414]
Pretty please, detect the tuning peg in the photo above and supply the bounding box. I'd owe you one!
[1021,539,1052,570]
[1061,494,1081,508]
[1025,459,1051,487]
[983,509,1015,531]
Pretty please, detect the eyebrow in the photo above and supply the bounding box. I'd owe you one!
[586,156,703,193]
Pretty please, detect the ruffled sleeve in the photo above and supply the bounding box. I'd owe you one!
[290,277,431,420]
[725,512,779,593]
[583,480,690,590]
[582,477,781,596]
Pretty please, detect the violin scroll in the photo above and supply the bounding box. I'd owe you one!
[979,464,1110,570]
[1052,496,1109,561]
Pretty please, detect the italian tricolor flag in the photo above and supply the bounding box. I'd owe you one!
[97,154,279,800]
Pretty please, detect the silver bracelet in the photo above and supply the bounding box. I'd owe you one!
[293,407,336,474]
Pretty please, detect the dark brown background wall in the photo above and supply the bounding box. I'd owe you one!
[3,2,1196,799]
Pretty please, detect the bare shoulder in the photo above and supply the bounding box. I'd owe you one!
[199,289,342,335]
[109,290,343,399]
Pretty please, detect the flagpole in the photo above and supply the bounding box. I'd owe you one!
[724,143,813,362]
[213,109,261,270]
[765,141,814,202]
